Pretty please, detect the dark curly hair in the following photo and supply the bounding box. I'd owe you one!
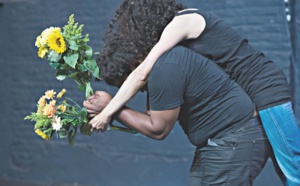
[97,0,185,86]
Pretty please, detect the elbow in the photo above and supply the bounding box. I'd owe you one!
[137,72,148,82]
[150,129,169,140]
[132,66,149,82]
[153,134,168,141]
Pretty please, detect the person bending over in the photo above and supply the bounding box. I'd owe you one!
[84,35,271,185]
[92,1,300,184]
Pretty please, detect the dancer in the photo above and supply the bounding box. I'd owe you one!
[89,0,300,185]
[85,36,271,185]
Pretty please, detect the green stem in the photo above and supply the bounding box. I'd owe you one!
[109,124,138,134]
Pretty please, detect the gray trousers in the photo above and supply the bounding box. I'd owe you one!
[189,117,272,186]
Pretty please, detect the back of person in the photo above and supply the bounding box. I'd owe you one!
[178,9,291,111]
[147,45,271,185]
[148,45,255,147]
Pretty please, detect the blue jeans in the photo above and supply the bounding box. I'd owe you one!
[259,102,300,186]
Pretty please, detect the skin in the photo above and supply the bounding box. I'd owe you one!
[87,10,205,130]
[84,91,180,140]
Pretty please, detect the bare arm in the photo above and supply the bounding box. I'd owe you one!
[94,12,206,127]
[115,106,180,140]
[87,95,181,140]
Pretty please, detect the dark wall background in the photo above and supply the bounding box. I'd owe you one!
[0,0,298,185]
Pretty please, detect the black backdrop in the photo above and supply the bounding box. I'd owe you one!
[0,0,299,185]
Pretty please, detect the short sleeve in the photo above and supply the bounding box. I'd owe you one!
[148,63,186,111]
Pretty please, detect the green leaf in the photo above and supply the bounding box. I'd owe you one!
[58,128,68,138]
[68,127,77,146]
[55,69,69,81]
[69,40,78,51]
[84,59,99,79]
[67,71,79,78]
[48,50,62,62]
[77,84,86,92]
[85,82,94,98]
[85,46,93,58]
[63,53,79,69]
[59,63,69,70]
[80,124,92,136]
[49,62,60,69]
[56,75,66,81]
[78,64,88,72]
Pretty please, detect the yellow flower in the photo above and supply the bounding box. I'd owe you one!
[57,104,66,113]
[56,88,67,98]
[37,27,62,49]
[35,129,51,140]
[35,35,42,47]
[37,106,43,114]
[37,46,48,58]
[50,100,56,106]
[41,27,61,39]
[38,96,46,107]
[43,104,56,118]
[45,90,56,99]
[47,31,66,54]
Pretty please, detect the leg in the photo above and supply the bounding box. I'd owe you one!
[259,102,300,186]
[189,118,271,186]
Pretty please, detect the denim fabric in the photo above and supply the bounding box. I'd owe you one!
[259,102,300,186]
[189,118,271,186]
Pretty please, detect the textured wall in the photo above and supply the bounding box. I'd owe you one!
[0,0,295,185]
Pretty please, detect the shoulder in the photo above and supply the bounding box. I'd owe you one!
[157,45,187,62]
[150,46,187,77]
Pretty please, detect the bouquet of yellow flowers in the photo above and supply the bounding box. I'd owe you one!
[25,89,91,145]
[25,14,137,144]
[35,14,98,98]
[25,89,138,145]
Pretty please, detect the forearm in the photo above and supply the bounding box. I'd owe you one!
[100,44,164,117]
[100,65,148,118]
[114,107,164,140]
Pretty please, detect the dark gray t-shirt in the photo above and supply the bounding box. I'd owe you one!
[178,9,291,111]
[148,45,255,147]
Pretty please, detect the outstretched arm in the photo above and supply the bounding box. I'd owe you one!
[91,12,206,127]
[85,91,180,140]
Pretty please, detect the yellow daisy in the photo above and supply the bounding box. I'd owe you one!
[44,90,56,99]
[47,31,66,54]
[37,46,48,58]
[35,129,51,140]
[57,104,67,113]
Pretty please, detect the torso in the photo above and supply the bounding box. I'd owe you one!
[148,46,255,147]
[177,9,291,110]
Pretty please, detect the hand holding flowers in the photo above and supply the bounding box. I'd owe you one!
[25,14,137,145]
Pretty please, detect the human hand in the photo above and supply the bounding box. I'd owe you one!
[88,112,112,132]
[83,91,113,132]
[83,91,112,117]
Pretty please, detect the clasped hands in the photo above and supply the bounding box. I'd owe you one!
[83,91,112,132]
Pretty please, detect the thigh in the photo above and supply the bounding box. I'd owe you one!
[259,102,300,185]
[189,119,271,186]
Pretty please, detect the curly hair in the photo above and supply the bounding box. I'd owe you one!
[97,0,185,85]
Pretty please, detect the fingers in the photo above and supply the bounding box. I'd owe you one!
[88,116,108,133]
